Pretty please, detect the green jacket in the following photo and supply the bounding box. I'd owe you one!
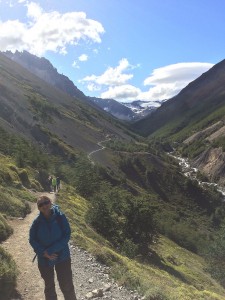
[52,178,57,186]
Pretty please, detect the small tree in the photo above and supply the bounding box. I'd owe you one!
[73,158,101,197]
[125,195,157,255]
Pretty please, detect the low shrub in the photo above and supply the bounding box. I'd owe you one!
[120,239,139,258]
[0,247,18,300]
[30,179,43,191]
[18,169,30,188]
[0,190,30,217]
[0,213,13,241]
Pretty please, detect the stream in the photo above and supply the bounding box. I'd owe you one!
[169,153,225,198]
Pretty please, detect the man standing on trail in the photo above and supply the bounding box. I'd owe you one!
[29,195,77,300]
[52,177,57,192]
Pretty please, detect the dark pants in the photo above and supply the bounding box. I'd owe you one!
[38,258,77,300]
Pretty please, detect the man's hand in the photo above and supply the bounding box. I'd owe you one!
[43,251,58,260]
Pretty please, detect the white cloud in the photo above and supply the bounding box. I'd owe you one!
[0,2,105,56]
[139,83,181,101]
[72,61,79,69]
[82,61,214,102]
[87,83,101,92]
[101,85,141,100]
[26,1,43,20]
[144,62,213,85]
[81,58,134,87]
[79,54,88,61]
[142,62,214,100]
[0,20,27,52]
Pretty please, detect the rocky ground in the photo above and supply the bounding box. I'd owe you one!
[2,192,143,300]
[71,245,142,300]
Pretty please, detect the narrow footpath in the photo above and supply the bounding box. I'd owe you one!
[87,139,109,162]
[2,191,142,300]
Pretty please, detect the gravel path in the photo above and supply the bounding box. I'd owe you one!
[2,192,143,300]
[71,245,141,300]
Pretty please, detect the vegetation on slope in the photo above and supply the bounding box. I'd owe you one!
[149,102,225,144]
[57,185,225,300]
[1,122,225,299]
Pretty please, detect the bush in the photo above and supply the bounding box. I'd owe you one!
[87,184,157,256]
[0,247,18,299]
[120,239,138,258]
[18,169,30,188]
[30,179,43,191]
[0,168,16,185]
[0,213,13,241]
[0,190,30,217]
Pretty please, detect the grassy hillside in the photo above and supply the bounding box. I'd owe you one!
[57,185,225,300]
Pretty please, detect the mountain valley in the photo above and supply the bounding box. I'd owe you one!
[1,52,225,300]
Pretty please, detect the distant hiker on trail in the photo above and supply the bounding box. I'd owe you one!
[29,195,77,300]
[52,177,57,193]
[48,175,53,192]
[56,176,61,191]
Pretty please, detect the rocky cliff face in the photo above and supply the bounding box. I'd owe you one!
[193,147,225,185]
[183,120,225,184]
[3,50,86,100]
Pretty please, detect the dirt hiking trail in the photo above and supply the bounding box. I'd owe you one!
[2,192,64,299]
[2,192,142,300]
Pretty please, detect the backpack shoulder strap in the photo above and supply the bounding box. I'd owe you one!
[32,216,41,263]
[33,216,41,237]
[56,214,64,232]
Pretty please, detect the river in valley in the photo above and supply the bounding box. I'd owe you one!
[169,153,225,198]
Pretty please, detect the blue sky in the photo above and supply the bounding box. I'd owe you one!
[0,0,224,105]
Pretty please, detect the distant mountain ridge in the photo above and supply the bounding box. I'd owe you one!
[3,50,146,121]
[133,59,225,137]
[4,50,86,99]
[122,99,166,117]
